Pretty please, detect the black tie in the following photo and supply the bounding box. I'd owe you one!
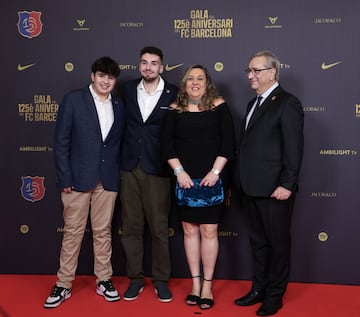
[254,95,262,113]
[246,95,262,129]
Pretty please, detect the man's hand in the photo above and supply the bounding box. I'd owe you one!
[271,186,292,200]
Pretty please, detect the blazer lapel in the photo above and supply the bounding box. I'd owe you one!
[84,86,111,142]
[246,86,282,130]
[84,87,102,128]
[146,82,174,121]
[105,97,120,141]
[130,81,144,122]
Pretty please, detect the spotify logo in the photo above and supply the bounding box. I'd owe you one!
[65,62,74,72]
[214,62,224,72]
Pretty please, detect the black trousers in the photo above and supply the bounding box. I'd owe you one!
[242,194,296,304]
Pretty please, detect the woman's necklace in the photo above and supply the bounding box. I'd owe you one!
[187,98,201,105]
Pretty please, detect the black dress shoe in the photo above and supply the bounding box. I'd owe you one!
[234,290,264,306]
[256,302,283,316]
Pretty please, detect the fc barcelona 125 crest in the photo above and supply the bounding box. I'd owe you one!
[17,11,43,39]
[21,176,46,202]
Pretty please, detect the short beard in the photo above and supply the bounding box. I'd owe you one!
[142,75,158,83]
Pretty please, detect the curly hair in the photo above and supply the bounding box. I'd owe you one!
[176,64,219,112]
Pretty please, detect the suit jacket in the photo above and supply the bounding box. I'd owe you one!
[54,85,125,192]
[235,85,304,197]
[120,78,178,176]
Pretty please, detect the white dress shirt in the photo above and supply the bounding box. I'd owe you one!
[89,84,114,141]
[137,77,164,122]
[245,82,279,129]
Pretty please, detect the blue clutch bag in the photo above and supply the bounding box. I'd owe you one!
[175,178,224,207]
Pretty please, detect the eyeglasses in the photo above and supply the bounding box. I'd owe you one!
[244,67,272,75]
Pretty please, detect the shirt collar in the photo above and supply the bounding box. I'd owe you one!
[138,77,165,94]
[259,81,279,101]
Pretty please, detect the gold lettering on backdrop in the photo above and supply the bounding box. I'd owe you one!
[119,22,144,27]
[355,104,360,117]
[18,95,59,122]
[174,9,233,39]
[190,10,209,19]
[218,231,239,237]
[311,192,337,198]
[191,28,232,38]
[303,106,326,112]
[19,146,48,152]
[34,95,51,103]
[314,17,342,24]
[34,112,57,121]
[319,149,357,156]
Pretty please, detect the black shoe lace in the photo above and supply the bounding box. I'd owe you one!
[51,286,65,296]
[101,280,115,291]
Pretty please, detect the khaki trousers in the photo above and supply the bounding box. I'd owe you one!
[56,183,117,289]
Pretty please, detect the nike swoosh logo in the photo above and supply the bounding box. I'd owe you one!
[321,61,342,70]
[17,63,36,71]
[165,63,183,71]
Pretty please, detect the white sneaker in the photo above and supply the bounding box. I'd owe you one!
[96,279,120,302]
[44,285,71,308]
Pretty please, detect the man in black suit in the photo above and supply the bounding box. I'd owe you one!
[234,51,304,316]
[120,46,178,302]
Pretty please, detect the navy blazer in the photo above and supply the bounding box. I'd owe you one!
[54,85,125,192]
[121,78,178,176]
[236,85,304,197]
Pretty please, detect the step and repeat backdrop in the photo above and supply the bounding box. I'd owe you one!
[1,0,359,285]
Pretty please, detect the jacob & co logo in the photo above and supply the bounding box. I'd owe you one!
[17,11,43,39]
[21,176,46,202]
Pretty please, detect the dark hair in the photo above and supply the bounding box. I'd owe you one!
[91,56,120,78]
[176,64,219,112]
[140,46,163,62]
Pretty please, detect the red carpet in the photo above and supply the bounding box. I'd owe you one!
[0,275,359,317]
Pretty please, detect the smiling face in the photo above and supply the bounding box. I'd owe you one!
[91,71,117,100]
[139,53,163,83]
[247,56,276,95]
[185,67,207,101]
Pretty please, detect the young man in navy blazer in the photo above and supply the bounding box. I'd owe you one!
[234,51,304,316]
[44,57,125,308]
[120,46,178,302]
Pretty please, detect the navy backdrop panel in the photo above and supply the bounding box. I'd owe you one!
[1,0,359,285]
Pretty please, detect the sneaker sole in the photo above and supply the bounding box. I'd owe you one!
[44,292,71,308]
[123,286,144,301]
[96,288,120,302]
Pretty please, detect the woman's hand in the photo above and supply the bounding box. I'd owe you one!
[177,172,194,189]
[200,171,219,187]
